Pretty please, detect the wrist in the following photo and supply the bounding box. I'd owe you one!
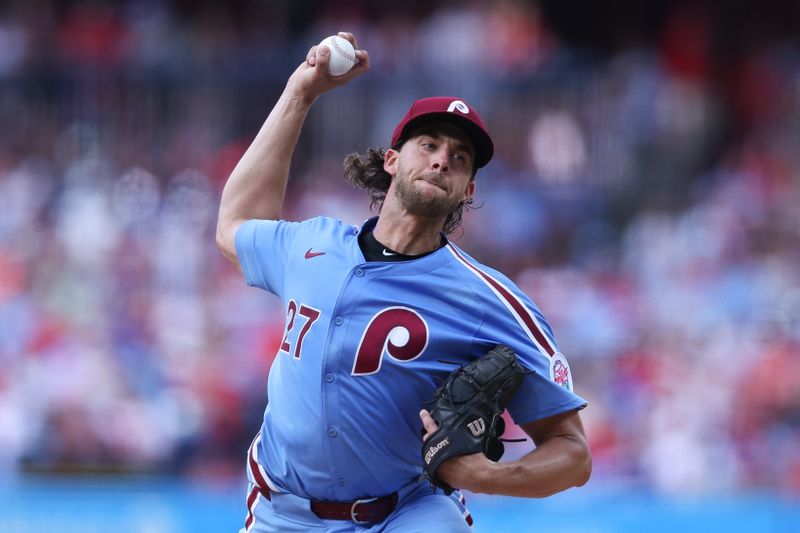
[291,91,317,108]
[285,79,319,107]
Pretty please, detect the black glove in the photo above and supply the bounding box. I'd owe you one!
[421,344,527,494]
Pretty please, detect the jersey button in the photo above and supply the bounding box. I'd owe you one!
[325,373,334,383]
[337,478,347,486]
[334,317,343,326]
[327,427,338,438]
[355,268,364,277]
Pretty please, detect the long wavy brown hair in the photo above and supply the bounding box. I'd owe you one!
[343,146,475,235]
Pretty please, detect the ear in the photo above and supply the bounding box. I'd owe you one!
[463,180,476,203]
[383,148,399,176]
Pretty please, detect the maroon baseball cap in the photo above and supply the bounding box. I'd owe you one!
[391,97,494,168]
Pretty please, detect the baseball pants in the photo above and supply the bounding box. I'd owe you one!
[240,434,473,532]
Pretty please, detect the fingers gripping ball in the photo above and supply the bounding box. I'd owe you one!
[319,35,357,76]
[421,345,527,494]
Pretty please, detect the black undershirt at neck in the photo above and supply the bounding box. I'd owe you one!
[358,229,443,262]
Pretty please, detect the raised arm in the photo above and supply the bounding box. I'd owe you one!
[215,33,369,266]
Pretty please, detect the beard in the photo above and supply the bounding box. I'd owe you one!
[392,168,463,220]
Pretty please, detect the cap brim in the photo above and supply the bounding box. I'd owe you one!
[397,113,494,169]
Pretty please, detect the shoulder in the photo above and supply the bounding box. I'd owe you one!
[304,216,359,237]
[238,216,353,241]
[302,215,354,231]
[444,242,559,355]
[442,243,524,297]
[241,215,349,230]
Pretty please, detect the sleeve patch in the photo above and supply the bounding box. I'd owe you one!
[550,351,574,391]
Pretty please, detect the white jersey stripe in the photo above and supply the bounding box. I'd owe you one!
[446,244,556,357]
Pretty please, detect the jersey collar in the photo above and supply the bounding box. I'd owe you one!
[351,217,452,273]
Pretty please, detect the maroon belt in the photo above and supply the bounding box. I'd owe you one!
[257,485,398,525]
[310,493,399,524]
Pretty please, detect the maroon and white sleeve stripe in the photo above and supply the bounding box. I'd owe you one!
[446,244,557,358]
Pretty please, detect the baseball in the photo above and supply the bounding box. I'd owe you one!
[319,35,357,76]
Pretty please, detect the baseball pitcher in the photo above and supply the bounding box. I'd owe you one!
[216,32,591,532]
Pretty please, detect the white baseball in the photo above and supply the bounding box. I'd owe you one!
[319,35,357,76]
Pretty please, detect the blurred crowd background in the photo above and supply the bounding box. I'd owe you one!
[0,0,799,504]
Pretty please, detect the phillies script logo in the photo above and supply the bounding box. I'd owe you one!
[553,359,570,389]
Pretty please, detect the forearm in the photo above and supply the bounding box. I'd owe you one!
[421,393,591,499]
[477,434,591,498]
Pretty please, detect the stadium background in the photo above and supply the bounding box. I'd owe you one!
[0,0,798,531]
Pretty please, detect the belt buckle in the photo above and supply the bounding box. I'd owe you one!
[350,496,379,524]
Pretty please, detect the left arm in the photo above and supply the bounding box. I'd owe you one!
[420,408,591,497]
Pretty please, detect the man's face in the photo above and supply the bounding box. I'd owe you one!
[383,122,476,221]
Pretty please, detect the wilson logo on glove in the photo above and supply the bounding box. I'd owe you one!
[424,438,450,465]
[467,418,486,437]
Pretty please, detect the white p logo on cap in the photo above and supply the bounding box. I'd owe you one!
[447,100,469,114]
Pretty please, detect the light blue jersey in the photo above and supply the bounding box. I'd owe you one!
[235,216,587,503]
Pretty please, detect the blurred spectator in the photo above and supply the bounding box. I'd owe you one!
[0,0,798,497]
